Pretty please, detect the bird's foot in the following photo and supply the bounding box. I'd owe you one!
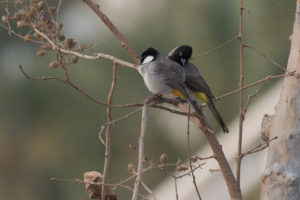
[152,93,164,103]
[176,97,186,104]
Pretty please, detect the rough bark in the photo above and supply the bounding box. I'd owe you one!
[260,1,300,199]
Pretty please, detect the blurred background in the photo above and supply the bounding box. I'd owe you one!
[0,0,295,199]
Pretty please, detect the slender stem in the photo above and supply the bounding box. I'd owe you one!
[141,181,157,200]
[214,73,292,101]
[33,28,136,69]
[101,62,118,200]
[242,83,266,116]
[174,177,179,200]
[132,99,149,200]
[187,106,202,199]
[56,0,62,23]
[192,36,238,59]
[244,44,286,71]
[241,136,277,159]
[236,0,244,188]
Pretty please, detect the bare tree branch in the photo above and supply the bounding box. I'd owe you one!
[186,106,202,199]
[192,36,238,59]
[270,0,295,13]
[236,0,245,190]
[51,177,147,199]
[243,83,267,116]
[173,177,179,200]
[244,44,286,71]
[82,0,140,65]
[101,62,118,200]
[19,65,108,106]
[33,28,136,69]
[241,136,277,159]
[141,181,158,200]
[132,99,149,200]
[214,73,296,101]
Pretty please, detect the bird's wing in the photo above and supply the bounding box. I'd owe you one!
[163,61,186,90]
[154,58,185,87]
[184,63,215,100]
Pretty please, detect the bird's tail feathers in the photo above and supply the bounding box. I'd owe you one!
[181,91,206,121]
[207,102,229,133]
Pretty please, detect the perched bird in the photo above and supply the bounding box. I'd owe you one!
[168,45,229,133]
[138,47,206,120]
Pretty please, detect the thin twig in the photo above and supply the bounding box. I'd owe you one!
[60,56,70,81]
[33,28,136,69]
[116,161,203,189]
[102,62,118,200]
[82,0,140,65]
[215,73,294,101]
[195,155,216,161]
[132,99,149,200]
[0,23,42,44]
[244,44,286,71]
[111,103,144,108]
[175,163,205,179]
[141,181,157,200]
[98,126,105,145]
[98,107,143,145]
[186,106,202,200]
[192,36,238,59]
[51,177,100,185]
[56,0,62,23]
[101,108,143,129]
[240,136,277,159]
[19,65,108,106]
[209,169,221,173]
[4,6,10,36]
[270,0,295,13]
[171,163,206,200]
[50,177,147,199]
[116,162,173,187]
[173,177,179,200]
[43,0,55,24]
[243,83,267,116]
[236,0,245,189]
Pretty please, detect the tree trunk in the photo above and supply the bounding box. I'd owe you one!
[260,1,300,199]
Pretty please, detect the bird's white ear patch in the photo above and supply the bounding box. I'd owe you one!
[142,56,154,64]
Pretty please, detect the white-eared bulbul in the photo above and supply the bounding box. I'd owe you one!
[168,45,229,133]
[139,47,206,121]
